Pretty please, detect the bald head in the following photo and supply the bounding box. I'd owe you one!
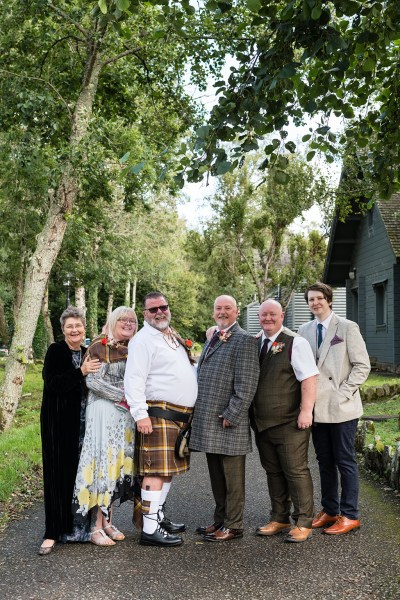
[213,295,238,329]
[259,299,284,337]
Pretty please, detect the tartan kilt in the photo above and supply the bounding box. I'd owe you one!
[135,400,193,477]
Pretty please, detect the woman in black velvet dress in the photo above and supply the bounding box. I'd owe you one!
[39,306,100,556]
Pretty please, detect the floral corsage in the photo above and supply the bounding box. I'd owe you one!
[185,339,193,349]
[271,341,285,354]
[219,330,232,343]
[101,335,108,345]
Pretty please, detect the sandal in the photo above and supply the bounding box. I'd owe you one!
[38,540,56,556]
[104,524,125,541]
[90,528,116,546]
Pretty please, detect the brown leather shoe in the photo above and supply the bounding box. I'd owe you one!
[196,522,223,535]
[285,526,312,543]
[323,516,360,535]
[255,521,291,536]
[312,511,339,529]
[203,527,243,542]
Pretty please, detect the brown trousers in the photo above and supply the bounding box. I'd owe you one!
[206,453,246,530]
[255,420,314,528]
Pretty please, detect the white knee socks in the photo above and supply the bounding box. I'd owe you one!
[158,481,172,521]
[141,489,161,534]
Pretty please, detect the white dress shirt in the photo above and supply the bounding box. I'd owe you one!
[261,327,319,382]
[314,311,334,344]
[124,322,198,422]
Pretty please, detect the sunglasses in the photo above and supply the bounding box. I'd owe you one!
[144,304,169,314]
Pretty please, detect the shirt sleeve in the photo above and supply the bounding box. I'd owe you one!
[124,335,153,422]
[291,336,319,382]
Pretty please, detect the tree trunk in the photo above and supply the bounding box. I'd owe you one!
[107,290,114,318]
[0,301,9,345]
[41,285,54,346]
[0,44,103,431]
[125,279,130,306]
[87,284,99,340]
[132,277,137,310]
[75,285,86,314]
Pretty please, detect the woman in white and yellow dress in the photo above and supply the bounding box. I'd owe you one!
[72,306,137,546]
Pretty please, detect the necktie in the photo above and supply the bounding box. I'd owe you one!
[206,329,221,356]
[259,338,270,364]
[317,323,323,348]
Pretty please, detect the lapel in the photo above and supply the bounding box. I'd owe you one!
[317,313,339,368]
[306,322,317,360]
[199,322,239,368]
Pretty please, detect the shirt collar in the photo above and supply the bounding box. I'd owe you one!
[261,326,283,344]
[315,311,333,329]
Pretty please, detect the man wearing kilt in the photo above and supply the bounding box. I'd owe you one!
[190,295,260,542]
[124,292,198,547]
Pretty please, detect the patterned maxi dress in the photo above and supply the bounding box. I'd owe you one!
[72,339,135,521]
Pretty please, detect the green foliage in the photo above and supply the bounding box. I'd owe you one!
[32,313,48,361]
[180,0,400,200]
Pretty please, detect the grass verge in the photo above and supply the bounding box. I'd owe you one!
[0,362,43,532]
[362,396,400,447]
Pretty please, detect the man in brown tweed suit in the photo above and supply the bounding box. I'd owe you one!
[190,295,259,542]
[252,299,319,543]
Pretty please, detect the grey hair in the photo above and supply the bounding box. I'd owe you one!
[106,306,137,340]
[60,306,86,329]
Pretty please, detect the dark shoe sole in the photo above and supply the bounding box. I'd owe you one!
[139,538,183,547]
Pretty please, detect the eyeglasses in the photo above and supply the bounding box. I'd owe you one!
[117,318,137,324]
[144,304,169,314]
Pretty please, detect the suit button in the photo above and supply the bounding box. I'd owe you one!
[329,377,332,380]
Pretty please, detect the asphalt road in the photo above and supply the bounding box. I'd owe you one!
[1,447,399,600]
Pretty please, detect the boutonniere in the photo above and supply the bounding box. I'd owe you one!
[101,335,108,346]
[330,335,344,346]
[185,339,193,349]
[271,341,285,354]
[219,330,232,343]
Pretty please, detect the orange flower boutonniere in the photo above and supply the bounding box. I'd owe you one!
[271,341,285,354]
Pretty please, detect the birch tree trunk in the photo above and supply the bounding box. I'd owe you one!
[125,280,131,306]
[131,277,137,310]
[75,285,86,315]
[87,285,99,340]
[0,42,103,431]
[41,286,54,346]
[107,291,114,318]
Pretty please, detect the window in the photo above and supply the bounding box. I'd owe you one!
[374,282,387,327]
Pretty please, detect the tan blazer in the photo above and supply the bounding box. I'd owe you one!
[298,313,370,423]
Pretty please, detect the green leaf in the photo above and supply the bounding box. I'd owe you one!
[302,134,312,142]
[216,160,232,175]
[274,170,289,185]
[306,151,316,161]
[246,0,262,13]
[98,0,107,15]
[119,151,130,164]
[362,57,376,72]
[196,125,211,139]
[117,0,130,10]
[311,7,322,20]
[130,162,146,174]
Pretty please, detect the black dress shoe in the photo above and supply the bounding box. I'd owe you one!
[204,527,243,542]
[159,516,186,533]
[140,527,183,547]
[196,522,223,535]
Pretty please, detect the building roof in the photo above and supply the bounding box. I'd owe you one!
[378,194,400,258]
[323,194,400,286]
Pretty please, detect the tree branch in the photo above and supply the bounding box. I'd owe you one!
[0,69,72,120]
[48,3,90,37]
[39,35,86,77]
[101,47,144,67]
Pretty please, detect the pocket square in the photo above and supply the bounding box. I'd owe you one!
[330,335,344,346]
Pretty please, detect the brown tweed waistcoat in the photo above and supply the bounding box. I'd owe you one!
[252,331,300,432]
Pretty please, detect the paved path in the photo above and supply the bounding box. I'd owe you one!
[1,448,399,600]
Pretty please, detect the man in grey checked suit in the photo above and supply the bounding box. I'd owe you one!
[190,295,259,542]
[298,282,370,535]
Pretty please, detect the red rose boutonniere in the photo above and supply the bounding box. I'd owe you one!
[101,335,108,346]
[271,341,285,354]
[219,330,232,343]
[185,339,193,349]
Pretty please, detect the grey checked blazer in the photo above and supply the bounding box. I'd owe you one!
[298,313,370,423]
[190,323,260,455]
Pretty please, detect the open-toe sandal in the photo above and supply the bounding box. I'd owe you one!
[104,524,125,541]
[90,528,116,546]
[38,541,56,556]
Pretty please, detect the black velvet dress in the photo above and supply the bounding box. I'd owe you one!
[40,340,86,540]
